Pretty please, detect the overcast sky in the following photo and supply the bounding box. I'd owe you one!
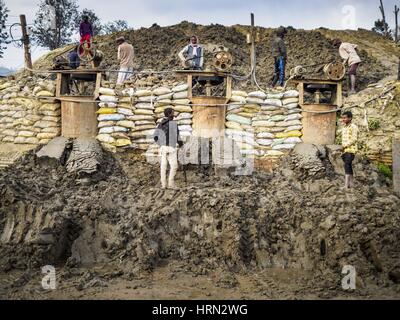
[1,0,398,69]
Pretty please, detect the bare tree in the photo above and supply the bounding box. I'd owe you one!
[379,0,389,37]
[395,5,399,42]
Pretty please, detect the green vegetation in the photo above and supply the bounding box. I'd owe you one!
[368,118,381,131]
[377,162,393,179]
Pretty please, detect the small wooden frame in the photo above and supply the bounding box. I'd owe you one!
[175,70,233,102]
[54,69,104,100]
[292,78,343,108]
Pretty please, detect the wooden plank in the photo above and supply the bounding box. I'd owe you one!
[187,74,193,100]
[56,73,62,98]
[192,97,226,138]
[297,83,304,106]
[226,76,232,102]
[61,100,98,138]
[336,82,343,107]
[94,72,102,100]
[394,139,400,196]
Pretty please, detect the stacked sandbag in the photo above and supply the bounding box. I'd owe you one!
[96,86,136,152]
[171,83,193,138]
[226,90,263,157]
[226,89,304,160]
[130,89,156,151]
[0,79,61,145]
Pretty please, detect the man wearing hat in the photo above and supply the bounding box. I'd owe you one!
[116,37,135,84]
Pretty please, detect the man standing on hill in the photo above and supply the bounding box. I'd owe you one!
[271,27,287,88]
[333,39,362,95]
[153,108,184,190]
[116,37,134,84]
[178,36,204,70]
[341,111,359,189]
[79,16,93,54]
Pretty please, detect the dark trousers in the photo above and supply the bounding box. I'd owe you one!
[342,153,355,175]
[272,57,286,87]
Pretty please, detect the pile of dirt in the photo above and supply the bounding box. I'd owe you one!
[0,140,399,298]
[31,22,399,91]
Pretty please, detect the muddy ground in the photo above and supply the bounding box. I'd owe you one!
[0,143,400,300]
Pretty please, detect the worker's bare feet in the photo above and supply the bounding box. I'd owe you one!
[349,90,356,96]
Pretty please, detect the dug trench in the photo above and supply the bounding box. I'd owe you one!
[0,139,400,299]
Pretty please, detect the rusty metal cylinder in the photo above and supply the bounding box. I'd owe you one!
[61,97,98,138]
[301,104,337,145]
[191,97,226,138]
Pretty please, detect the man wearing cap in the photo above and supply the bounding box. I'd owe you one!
[271,26,288,88]
[116,37,135,84]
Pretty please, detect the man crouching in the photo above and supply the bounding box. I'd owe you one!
[153,108,184,190]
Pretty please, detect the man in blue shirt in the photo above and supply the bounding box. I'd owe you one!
[68,46,80,69]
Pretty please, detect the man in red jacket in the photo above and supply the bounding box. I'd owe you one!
[79,16,93,54]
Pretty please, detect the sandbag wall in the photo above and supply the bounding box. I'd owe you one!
[226,89,303,161]
[0,79,61,145]
[96,82,193,154]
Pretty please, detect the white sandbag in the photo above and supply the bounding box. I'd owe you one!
[153,87,171,96]
[173,91,188,100]
[248,91,267,99]
[273,143,296,150]
[97,134,115,144]
[283,97,299,105]
[98,121,116,128]
[18,131,35,138]
[127,115,154,121]
[285,125,303,132]
[135,89,152,97]
[230,96,246,103]
[156,93,174,100]
[225,129,254,138]
[99,88,116,96]
[113,126,129,133]
[37,132,58,140]
[137,96,154,103]
[225,121,243,130]
[257,132,275,139]
[118,108,134,116]
[246,97,264,104]
[226,114,251,126]
[264,99,283,107]
[267,93,284,99]
[99,95,118,103]
[33,121,58,128]
[172,84,189,93]
[175,113,193,120]
[227,104,243,112]
[284,90,299,98]
[285,103,299,110]
[117,120,135,128]
[135,120,156,126]
[134,109,154,116]
[252,120,276,127]
[284,120,302,127]
[99,127,114,134]
[98,114,125,121]
[180,131,192,137]
[284,137,302,144]
[286,114,302,121]
[256,139,273,146]
[288,108,302,114]
[25,137,40,144]
[261,105,280,111]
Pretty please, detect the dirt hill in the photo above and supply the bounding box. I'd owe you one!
[32,22,400,91]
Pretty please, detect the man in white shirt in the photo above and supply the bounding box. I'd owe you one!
[178,36,204,70]
[333,39,362,95]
